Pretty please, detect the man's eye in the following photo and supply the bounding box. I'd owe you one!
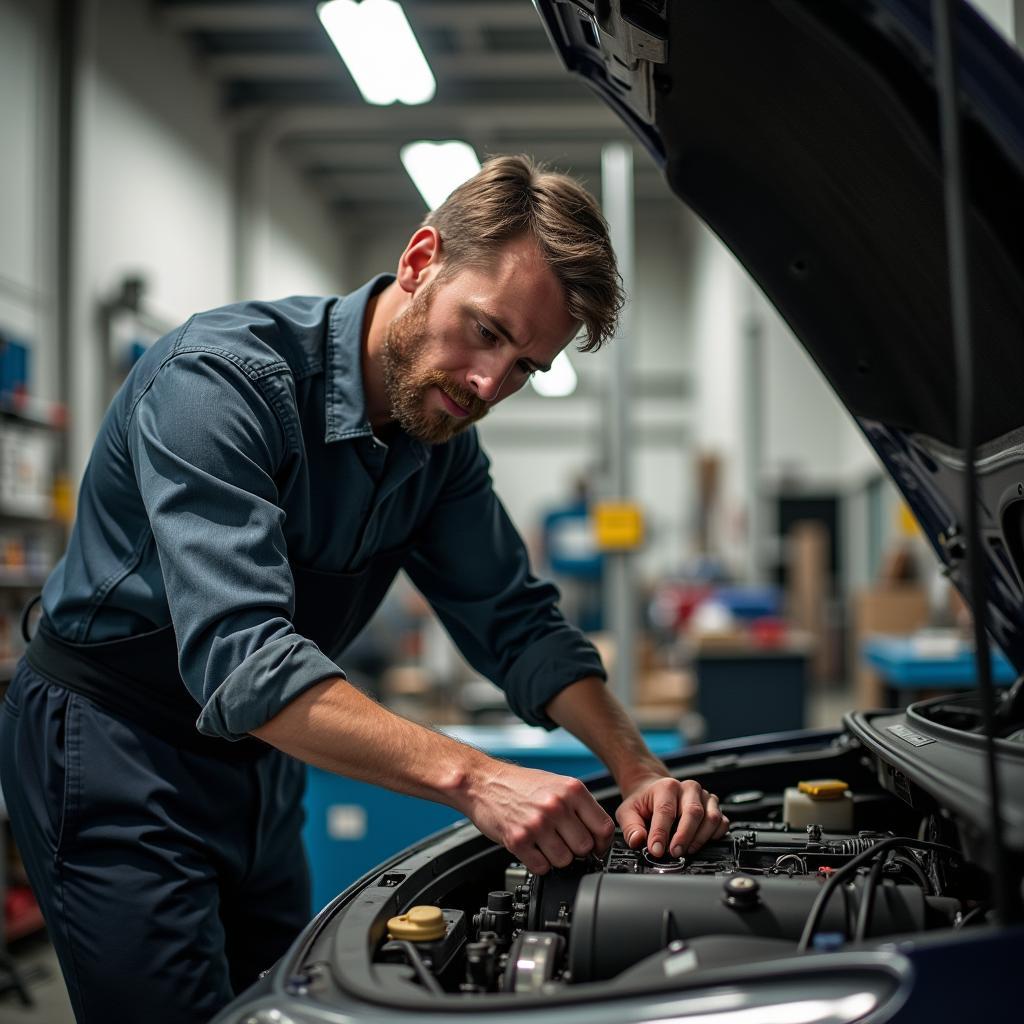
[516,361,535,377]
[476,322,498,343]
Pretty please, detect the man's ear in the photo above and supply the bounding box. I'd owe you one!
[397,227,442,295]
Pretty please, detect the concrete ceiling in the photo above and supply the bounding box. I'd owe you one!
[156,0,673,217]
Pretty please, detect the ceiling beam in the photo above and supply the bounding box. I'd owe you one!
[208,54,340,80]
[405,2,545,29]
[287,138,644,168]
[205,50,565,82]
[159,2,316,32]
[234,100,626,142]
[310,170,415,202]
[286,140,406,167]
[159,1,541,34]
[311,168,671,203]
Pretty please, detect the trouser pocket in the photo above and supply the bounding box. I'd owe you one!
[0,662,81,860]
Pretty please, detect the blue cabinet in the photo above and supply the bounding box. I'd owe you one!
[302,726,682,912]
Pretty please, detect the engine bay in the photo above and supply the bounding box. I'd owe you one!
[281,708,1022,1011]
[373,820,972,997]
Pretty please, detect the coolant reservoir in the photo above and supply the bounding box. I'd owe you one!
[783,779,854,830]
[387,905,446,942]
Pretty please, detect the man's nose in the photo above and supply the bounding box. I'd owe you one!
[468,357,512,403]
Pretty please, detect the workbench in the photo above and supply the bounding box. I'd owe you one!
[862,634,1017,707]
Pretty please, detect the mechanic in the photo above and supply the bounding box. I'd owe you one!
[0,155,727,1023]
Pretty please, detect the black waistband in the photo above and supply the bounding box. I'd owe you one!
[26,620,270,763]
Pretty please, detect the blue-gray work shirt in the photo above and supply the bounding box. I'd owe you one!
[41,275,605,741]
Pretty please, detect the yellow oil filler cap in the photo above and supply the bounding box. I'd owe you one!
[797,779,849,800]
[387,905,446,942]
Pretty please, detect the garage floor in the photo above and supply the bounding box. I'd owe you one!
[0,684,854,1020]
[2,939,74,1022]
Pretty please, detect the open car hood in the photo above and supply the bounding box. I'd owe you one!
[535,0,1024,670]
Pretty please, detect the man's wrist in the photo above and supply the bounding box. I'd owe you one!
[434,742,495,816]
[544,676,673,797]
[614,760,672,797]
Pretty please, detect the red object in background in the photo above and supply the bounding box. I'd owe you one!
[650,583,715,632]
[5,884,45,941]
[750,616,787,647]
[677,585,715,628]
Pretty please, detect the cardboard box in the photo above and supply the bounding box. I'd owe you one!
[852,586,929,708]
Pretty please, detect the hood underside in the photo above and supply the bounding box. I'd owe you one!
[537,0,1024,670]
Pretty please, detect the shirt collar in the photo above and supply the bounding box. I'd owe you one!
[324,273,395,443]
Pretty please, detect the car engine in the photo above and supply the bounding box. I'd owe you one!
[215,709,1020,1022]
[367,791,976,998]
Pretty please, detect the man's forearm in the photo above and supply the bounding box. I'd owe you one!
[544,676,670,794]
[251,675,617,874]
[251,676,488,812]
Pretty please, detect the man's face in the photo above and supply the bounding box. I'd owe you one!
[381,235,579,444]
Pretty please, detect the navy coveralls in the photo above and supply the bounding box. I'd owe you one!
[0,275,604,1022]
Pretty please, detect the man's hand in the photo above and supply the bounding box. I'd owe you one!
[616,775,729,858]
[463,762,615,875]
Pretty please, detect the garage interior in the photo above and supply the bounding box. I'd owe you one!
[1,0,1022,1018]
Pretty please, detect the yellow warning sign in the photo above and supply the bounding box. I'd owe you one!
[593,501,645,551]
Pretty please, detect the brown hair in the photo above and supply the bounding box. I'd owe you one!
[424,154,623,352]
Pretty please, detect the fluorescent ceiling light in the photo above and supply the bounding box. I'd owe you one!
[400,140,482,210]
[531,350,578,398]
[317,0,435,105]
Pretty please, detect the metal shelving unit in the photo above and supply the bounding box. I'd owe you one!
[0,396,67,686]
[0,393,66,972]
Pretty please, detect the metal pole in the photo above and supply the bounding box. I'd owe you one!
[601,143,635,710]
[55,0,78,473]
[932,0,1013,923]
[742,300,764,583]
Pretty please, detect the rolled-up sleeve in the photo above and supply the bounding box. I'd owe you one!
[404,431,606,728]
[126,350,343,740]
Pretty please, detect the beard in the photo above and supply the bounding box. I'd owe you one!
[379,281,489,444]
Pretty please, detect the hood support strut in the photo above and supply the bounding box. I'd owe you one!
[933,0,1018,924]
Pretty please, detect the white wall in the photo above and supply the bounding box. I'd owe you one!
[688,220,753,572]
[70,0,232,472]
[341,207,418,288]
[758,295,850,486]
[244,143,350,302]
[67,0,347,480]
[0,0,58,402]
[630,204,698,378]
